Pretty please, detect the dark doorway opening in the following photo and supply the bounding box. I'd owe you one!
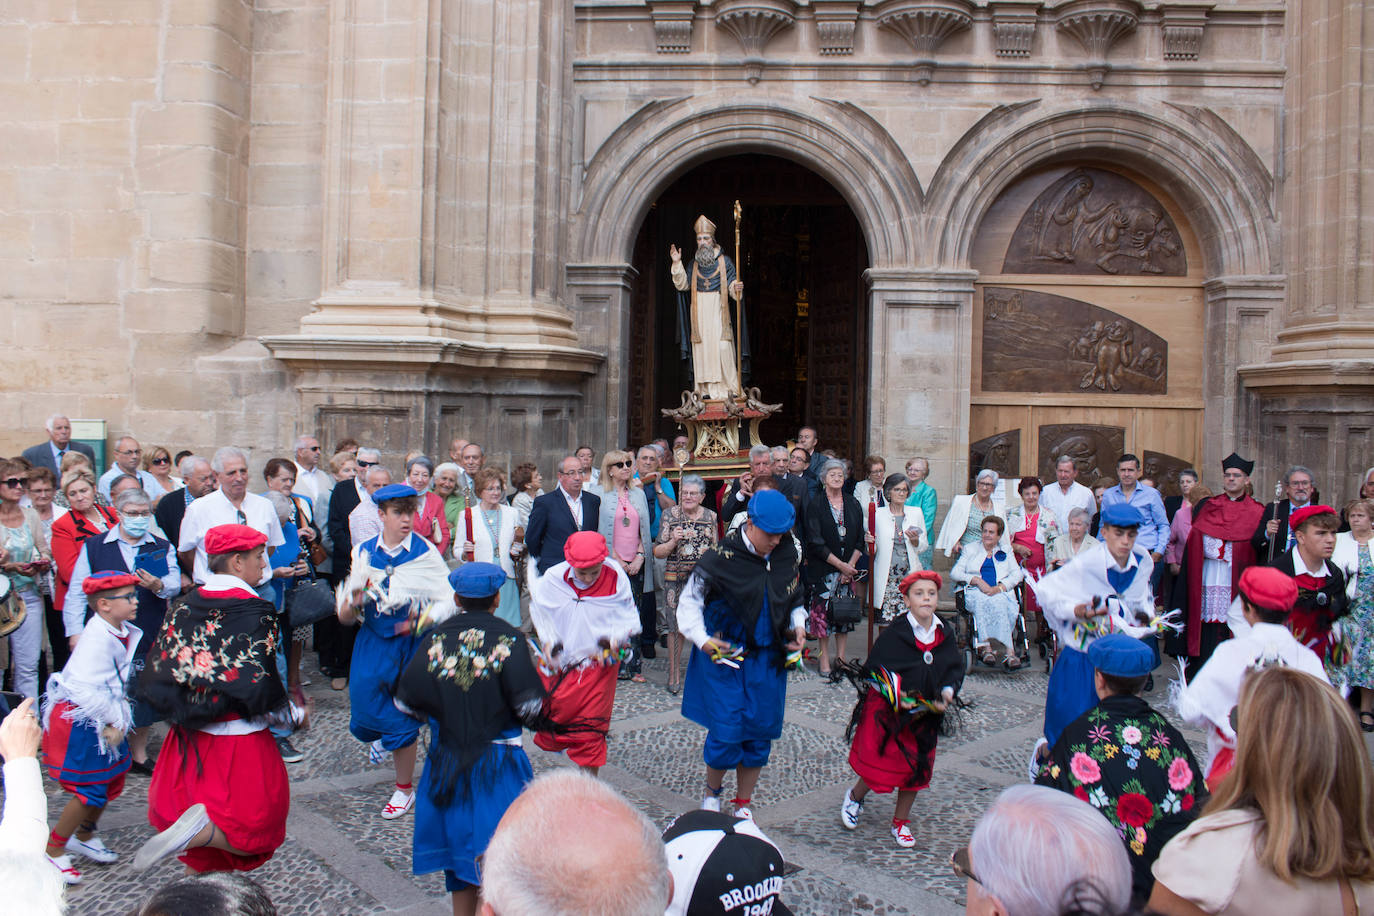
[627,154,871,462]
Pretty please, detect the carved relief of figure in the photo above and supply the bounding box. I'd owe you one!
[1032,172,1116,262]
[1130,345,1165,380]
[1093,206,1179,275]
[1079,320,1134,391]
[1070,321,1104,361]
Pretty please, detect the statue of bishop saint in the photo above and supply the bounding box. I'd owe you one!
[670,214,744,401]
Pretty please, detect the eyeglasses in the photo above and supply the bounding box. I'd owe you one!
[306,446,321,452]
[1,478,27,488]
[106,592,138,604]
[610,461,632,469]
[117,448,142,456]
[120,510,152,519]
[356,460,377,468]
[558,469,578,476]
[950,846,980,885]
[151,457,170,466]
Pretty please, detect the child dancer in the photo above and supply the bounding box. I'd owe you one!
[337,483,455,818]
[134,524,302,873]
[838,569,962,848]
[41,570,142,884]
[394,562,547,916]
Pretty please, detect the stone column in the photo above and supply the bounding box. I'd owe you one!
[1202,275,1284,473]
[1238,0,1374,498]
[866,268,977,534]
[565,263,639,449]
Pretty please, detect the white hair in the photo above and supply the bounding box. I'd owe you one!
[211,446,248,475]
[293,434,317,452]
[820,458,846,478]
[1285,464,1315,485]
[680,473,706,494]
[771,445,789,460]
[114,488,151,512]
[355,446,381,463]
[970,785,1131,916]
[1068,507,1093,524]
[976,468,999,485]
[748,444,771,461]
[434,462,460,477]
[178,455,210,478]
[481,769,670,915]
[44,414,68,433]
[264,489,295,524]
[364,465,392,485]
[1055,455,1076,468]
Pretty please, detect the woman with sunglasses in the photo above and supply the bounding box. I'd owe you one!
[142,446,182,503]
[593,450,652,683]
[0,459,53,697]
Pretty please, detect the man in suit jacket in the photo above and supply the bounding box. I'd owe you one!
[21,414,95,474]
[525,455,600,575]
[154,456,217,584]
[318,446,377,683]
[1251,465,1317,566]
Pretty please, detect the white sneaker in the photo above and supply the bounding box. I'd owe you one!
[733,804,754,821]
[66,833,118,863]
[133,803,210,872]
[381,788,415,820]
[840,790,864,829]
[701,794,722,813]
[47,854,82,885]
[891,819,916,848]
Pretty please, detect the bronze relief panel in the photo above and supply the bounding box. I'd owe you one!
[1002,168,1187,277]
[969,429,1021,491]
[981,287,1168,394]
[1142,450,1194,499]
[1038,425,1126,487]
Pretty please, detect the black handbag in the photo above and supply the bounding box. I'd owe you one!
[286,556,336,628]
[829,582,864,625]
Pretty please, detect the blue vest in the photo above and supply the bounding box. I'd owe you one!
[84,533,171,658]
[359,535,435,639]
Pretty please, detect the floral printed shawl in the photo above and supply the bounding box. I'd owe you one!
[139,583,286,731]
[1036,694,1208,902]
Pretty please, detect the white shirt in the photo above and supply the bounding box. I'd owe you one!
[1039,479,1098,526]
[292,462,334,504]
[349,493,382,548]
[63,526,180,636]
[0,757,46,854]
[559,484,584,527]
[178,489,285,586]
[676,534,806,649]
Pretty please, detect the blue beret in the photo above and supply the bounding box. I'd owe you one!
[1099,503,1144,529]
[746,489,795,534]
[448,562,507,599]
[372,483,418,504]
[1087,633,1155,678]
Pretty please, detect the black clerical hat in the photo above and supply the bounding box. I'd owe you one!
[1221,452,1254,475]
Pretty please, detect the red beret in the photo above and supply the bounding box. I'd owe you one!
[1288,504,1337,532]
[1238,566,1298,614]
[564,531,609,569]
[82,571,140,596]
[204,523,268,556]
[899,569,943,594]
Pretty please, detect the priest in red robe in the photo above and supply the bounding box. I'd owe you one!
[1173,453,1263,676]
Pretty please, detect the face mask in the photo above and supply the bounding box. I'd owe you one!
[121,515,152,538]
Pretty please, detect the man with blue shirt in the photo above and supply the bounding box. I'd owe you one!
[97,437,167,501]
[1099,454,1169,590]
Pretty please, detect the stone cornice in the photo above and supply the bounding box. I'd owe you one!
[1053,0,1141,89]
[875,0,976,83]
[260,334,604,377]
[1238,359,1374,395]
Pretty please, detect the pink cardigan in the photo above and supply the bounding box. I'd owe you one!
[1165,501,1193,565]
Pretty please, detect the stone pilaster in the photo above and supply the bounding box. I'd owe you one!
[1239,0,1374,501]
[865,268,977,531]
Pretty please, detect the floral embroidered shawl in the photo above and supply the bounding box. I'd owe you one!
[139,585,286,731]
[1035,694,1208,902]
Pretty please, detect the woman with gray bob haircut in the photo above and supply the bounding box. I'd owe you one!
[959,784,1131,915]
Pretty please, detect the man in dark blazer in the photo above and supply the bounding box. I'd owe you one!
[154,456,217,584]
[1251,465,1317,566]
[21,415,95,474]
[525,454,600,575]
[318,446,376,683]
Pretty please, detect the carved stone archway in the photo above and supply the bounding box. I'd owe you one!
[566,96,925,447]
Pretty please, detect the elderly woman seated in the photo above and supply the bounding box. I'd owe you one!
[951,515,1024,667]
[1051,507,1099,569]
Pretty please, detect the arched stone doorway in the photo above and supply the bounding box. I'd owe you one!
[967,163,1207,497]
[624,154,871,459]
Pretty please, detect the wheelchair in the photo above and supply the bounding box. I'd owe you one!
[943,582,1034,675]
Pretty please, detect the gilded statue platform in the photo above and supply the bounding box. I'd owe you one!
[661,387,782,482]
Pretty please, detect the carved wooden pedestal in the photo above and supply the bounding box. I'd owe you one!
[662,389,782,481]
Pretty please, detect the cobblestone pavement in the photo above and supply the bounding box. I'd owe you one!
[19,642,1203,915]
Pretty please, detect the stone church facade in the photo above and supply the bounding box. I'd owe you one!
[2,1,1371,504]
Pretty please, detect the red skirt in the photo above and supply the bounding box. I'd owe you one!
[534,664,617,768]
[148,726,290,872]
[848,691,937,795]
